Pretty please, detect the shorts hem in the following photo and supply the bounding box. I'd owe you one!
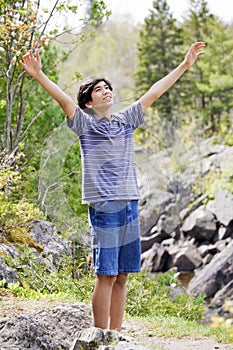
[95,268,141,275]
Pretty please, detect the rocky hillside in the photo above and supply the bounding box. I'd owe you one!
[137,137,233,315]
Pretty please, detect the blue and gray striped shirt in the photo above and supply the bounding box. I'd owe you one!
[67,101,144,204]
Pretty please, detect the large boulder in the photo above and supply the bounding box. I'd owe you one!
[28,219,70,266]
[207,188,233,229]
[141,243,170,272]
[181,206,217,242]
[172,244,203,271]
[187,241,233,299]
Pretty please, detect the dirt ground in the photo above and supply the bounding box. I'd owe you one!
[0,294,233,350]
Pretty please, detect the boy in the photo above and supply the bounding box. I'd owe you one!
[20,41,205,331]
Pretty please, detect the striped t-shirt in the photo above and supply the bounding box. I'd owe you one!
[67,101,144,204]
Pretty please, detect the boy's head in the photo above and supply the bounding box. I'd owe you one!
[77,76,113,110]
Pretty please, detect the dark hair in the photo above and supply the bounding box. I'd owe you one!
[77,76,113,110]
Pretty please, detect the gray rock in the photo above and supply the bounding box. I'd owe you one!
[28,219,70,265]
[141,231,162,253]
[70,327,147,350]
[210,280,233,310]
[207,188,233,226]
[188,241,233,299]
[0,303,93,350]
[181,206,217,242]
[0,257,20,285]
[172,244,203,271]
[0,244,20,258]
[141,243,170,272]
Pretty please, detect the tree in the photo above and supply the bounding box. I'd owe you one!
[182,0,233,133]
[133,0,184,120]
[196,19,233,132]
[0,0,110,209]
[0,0,110,157]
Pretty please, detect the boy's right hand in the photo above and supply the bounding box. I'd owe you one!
[20,49,42,78]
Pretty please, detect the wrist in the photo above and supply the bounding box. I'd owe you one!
[179,60,189,71]
[33,70,44,81]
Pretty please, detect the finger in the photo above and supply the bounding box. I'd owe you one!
[22,52,30,61]
[35,49,40,61]
[20,60,26,68]
[193,41,205,46]
[29,49,34,58]
[197,51,205,57]
[194,42,206,50]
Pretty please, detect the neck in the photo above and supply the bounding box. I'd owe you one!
[93,106,111,119]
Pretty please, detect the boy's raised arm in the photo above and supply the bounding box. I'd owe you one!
[20,49,76,120]
[139,42,205,112]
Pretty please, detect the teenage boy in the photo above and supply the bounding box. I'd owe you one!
[20,41,205,331]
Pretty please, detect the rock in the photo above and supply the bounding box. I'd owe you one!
[0,305,149,350]
[207,188,233,227]
[115,341,149,350]
[0,303,93,350]
[28,219,70,266]
[0,244,20,258]
[70,327,111,350]
[172,244,203,271]
[181,206,217,242]
[187,241,233,299]
[198,244,217,258]
[141,243,170,272]
[0,257,20,286]
[70,327,148,350]
[141,231,162,253]
[0,219,72,285]
[210,280,233,310]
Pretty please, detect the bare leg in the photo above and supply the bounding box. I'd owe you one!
[92,274,116,329]
[109,273,128,331]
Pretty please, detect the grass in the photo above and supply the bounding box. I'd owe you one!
[124,314,233,347]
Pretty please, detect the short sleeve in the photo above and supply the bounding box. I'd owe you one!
[66,106,92,136]
[113,101,144,129]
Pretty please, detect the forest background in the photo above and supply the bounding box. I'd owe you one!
[0,0,233,343]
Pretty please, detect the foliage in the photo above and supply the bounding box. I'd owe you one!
[134,0,233,141]
[181,0,233,133]
[2,245,94,301]
[134,0,185,120]
[192,161,233,200]
[0,0,110,209]
[0,150,44,247]
[62,142,87,219]
[126,270,205,321]
[211,301,233,339]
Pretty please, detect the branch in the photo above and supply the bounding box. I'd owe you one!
[19,110,43,143]
[37,0,60,46]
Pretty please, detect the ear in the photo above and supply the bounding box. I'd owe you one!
[85,101,92,108]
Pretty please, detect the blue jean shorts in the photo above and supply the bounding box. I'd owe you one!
[88,200,141,276]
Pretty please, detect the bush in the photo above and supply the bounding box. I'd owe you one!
[0,153,44,247]
[126,270,205,321]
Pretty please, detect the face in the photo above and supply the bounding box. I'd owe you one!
[86,81,113,111]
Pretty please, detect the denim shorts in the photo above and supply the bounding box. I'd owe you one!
[88,200,141,276]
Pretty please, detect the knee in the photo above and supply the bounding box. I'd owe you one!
[96,274,117,287]
[115,273,128,288]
